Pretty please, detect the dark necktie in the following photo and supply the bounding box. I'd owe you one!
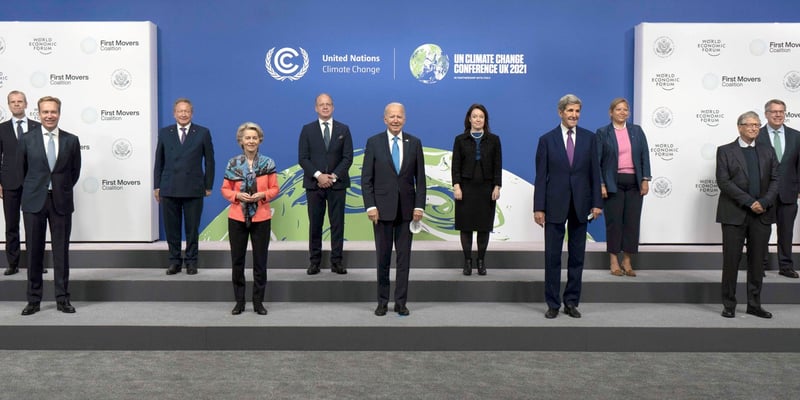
[566,129,575,166]
[323,122,330,149]
[392,136,400,171]
[16,120,24,140]
[180,127,187,144]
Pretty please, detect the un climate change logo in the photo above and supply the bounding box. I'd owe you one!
[410,44,449,84]
[265,47,309,81]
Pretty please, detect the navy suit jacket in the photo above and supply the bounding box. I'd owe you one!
[715,139,778,225]
[533,125,602,224]
[361,131,426,221]
[17,127,81,214]
[0,118,40,190]
[154,123,215,197]
[755,124,800,204]
[298,119,353,190]
[595,123,651,193]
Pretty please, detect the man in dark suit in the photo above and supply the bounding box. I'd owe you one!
[534,94,602,319]
[154,98,215,275]
[756,99,800,279]
[17,96,81,315]
[0,90,41,276]
[298,93,353,275]
[716,111,778,319]
[361,102,426,316]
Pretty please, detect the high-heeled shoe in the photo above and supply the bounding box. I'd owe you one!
[623,268,637,277]
[477,259,487,276]
[231,302,245,315]
[253,302,268,315]
[463,258,472,276]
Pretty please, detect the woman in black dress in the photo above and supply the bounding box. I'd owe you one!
[452,104,502,275]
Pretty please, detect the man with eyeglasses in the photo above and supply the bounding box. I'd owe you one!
[716,111,778,319]
[755,99,800,279]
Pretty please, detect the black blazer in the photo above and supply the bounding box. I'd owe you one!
[361,131,427,221]
[17,127,81,214]
[715,139,778,225]
[0,118,40,190]
[298,119,353,190]
[451,131,502,187]
[154,123,215,197]
[755,124,800,204]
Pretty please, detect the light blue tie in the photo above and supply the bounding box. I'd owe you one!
[47,132,56,171]
[391,136,400,171]
[773,130,783,160]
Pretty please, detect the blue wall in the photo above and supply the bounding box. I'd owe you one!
[4,0,797,240]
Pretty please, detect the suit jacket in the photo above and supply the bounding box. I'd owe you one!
[715,139,778,225]
[154,123,215,197]
[0,118,40,190]
[298,119,353,189]
[16,127,81,214]
[533,125,602,224]
[361,131,426,221]
[596,123,651,193]
[755,124,800,204]
[451,131,502,186]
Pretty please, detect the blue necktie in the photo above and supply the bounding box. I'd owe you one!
[180,127,187,144]
[392,136,400,171]
[47,132,56,171]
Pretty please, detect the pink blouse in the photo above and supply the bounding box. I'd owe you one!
[615,126,635,174]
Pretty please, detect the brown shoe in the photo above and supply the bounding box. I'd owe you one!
[610,269,624,276]
[624,269,637,277]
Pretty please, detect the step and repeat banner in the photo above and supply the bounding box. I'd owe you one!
[0,22,158,241]
[635,23,800,243]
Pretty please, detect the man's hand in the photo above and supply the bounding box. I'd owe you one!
[534,211,545,227]
[601,184,608,199]
[154,189,160,203]
[367,208,379,224]
[317,174,333,188]
[591,207,603,219]
[413,209,423,222]
[751,201,765,214]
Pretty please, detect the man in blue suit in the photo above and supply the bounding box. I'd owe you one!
[298,93,353,275]
[534,94,602,319]
[361,102,426,316]
[154,98,215,275]
[755,99,800,279]
[0,90,41,276]
[17,96,81,315]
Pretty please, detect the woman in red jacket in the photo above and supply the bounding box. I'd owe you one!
[221,122,279,315]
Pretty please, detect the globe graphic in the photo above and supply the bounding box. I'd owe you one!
[409,44,449,84]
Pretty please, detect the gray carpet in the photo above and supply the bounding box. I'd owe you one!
[1,351,797,399]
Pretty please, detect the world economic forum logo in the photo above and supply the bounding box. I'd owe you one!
[265,47,309,81]
[410,44,449,84]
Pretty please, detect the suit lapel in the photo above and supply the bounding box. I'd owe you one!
[730,142,748,179]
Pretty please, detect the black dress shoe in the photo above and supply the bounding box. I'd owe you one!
[721,308,735,318]
[545,308,559,319]
[477,259,487,276]
[186,265,198,275]
[746,307,773,319]
[394,304,410,316]
[253,303,268,315]
[463,259,472,276]
[331,263,347,275]
[166,264,182,275]
[21,302,40,316]
[3,266,19,276]
[57,300,76,313]
[231,302,245,315]
[43,268,48,274]
[779,269,799,279]
[374,304,388,316]
[307,264,320,275]
[563,305,582,318]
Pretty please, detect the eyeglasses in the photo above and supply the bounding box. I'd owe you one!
[738,123,760,128]
[766,110,785,114]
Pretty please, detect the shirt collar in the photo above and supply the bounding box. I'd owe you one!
[386,130,403,141]
[738,137,756,148]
